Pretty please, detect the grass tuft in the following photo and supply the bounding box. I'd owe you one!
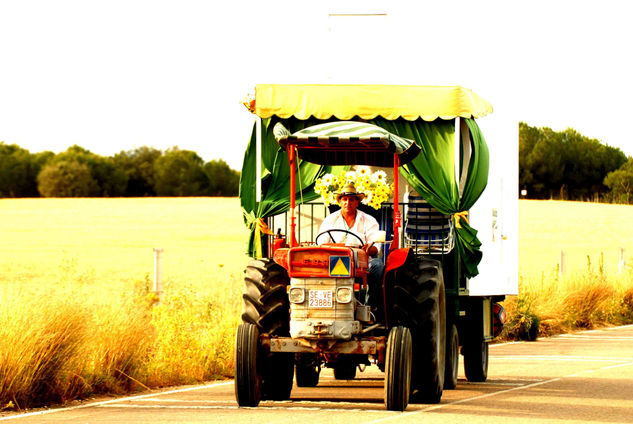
[501,268,633,340]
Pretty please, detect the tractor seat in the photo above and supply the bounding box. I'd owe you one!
[403,192,454,254]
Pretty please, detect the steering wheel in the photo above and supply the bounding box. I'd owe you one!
[315,229,364,247]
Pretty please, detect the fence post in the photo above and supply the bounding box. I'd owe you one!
[619,247,625,273]
[153,247,164,302]
[559,250,565,277]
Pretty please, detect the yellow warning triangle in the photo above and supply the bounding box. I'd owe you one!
[331,258,349,276]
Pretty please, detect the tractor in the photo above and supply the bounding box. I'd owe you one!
[235,85,514,411]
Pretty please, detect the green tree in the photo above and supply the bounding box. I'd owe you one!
[0,143,53,197]
[604,158,633,203]
[53,145,128,196]
[37,160,100,197]
[0,143,32,197]
[519,123,626,200]
[204,159,240,196]
[113,146,162,196]
[153,147,209,196]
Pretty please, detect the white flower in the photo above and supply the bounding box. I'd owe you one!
[322,173,334,186]
[344,171,357,181]
[356,166,371,177]
[371,170,387,184]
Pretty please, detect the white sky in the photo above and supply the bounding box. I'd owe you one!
[1,0,631,170]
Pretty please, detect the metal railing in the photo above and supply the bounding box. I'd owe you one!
[266,202,454,260]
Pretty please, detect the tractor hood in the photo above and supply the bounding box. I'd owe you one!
[273,121,421,167]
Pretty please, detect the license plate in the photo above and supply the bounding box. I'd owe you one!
[308,290,333,308]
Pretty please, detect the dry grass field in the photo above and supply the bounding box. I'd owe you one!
[0,197,250,410]
[1,197,632,409]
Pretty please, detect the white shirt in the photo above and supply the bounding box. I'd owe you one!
[318,209,382,254]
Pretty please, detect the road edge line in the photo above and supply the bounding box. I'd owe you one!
[0,381,233,421]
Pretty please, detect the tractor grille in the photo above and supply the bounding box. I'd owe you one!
[289,277,357,339]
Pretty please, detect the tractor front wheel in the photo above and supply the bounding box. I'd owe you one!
[384,326,412,411]
[234,323,262,407]
[261,353,294,400]
[295,354,320,387]
[333,357,357,380]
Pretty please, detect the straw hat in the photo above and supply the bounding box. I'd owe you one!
[335,182,366,202]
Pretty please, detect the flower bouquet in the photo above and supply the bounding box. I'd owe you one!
[314,166,393,209]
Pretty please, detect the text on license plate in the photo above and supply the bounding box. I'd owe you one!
[309,290,333,308]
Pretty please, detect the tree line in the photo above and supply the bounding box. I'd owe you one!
[0,143,240,198]
[520,122,633,203]
[3,124,632,202]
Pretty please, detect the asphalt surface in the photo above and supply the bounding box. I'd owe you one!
[3,325,633,424]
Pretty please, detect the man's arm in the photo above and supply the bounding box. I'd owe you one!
[362,212,381,257]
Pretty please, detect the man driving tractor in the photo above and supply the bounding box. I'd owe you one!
[317,181,385,307]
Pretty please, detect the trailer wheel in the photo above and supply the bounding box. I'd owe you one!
[390,257,445,404]
[384,326,412,411]
[463,340,488,382]
[234,323,262,407]
[242,259,290,335]
[444,324,459,389]
[295,354,320,387]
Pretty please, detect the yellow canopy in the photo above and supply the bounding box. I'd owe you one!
[251,84,492,121]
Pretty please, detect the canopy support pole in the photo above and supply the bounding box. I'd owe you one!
[390,153,401,252]
[288,145,298,247]
[256,117,262,202]
[454,117,461,190]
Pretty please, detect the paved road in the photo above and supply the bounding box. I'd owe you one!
[3,325,633,423]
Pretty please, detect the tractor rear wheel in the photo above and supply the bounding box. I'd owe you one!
[444,324,459,389]
[463,340,488,382]
[389,257,446,404]
[234,323,262,407]
[241,258,293,400]
[384,326,412,411]
[242,258,290,334]
[295,353,320,387]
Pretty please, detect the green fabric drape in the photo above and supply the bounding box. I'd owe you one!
[239,115,489,276]
[239,117,347,257]
[370,117,489,278]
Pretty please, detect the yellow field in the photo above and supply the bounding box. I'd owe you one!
[4,198,632,290]
[0,197,251,291]
[519,200,633,277]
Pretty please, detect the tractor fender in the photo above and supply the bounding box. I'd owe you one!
[384,248,412,275]
[381,248,413,326]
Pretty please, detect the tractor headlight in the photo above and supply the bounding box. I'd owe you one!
[288,287,305,304]
[336,287,353,304]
